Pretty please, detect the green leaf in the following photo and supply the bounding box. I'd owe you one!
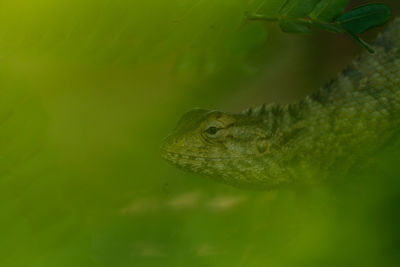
[309,0,349,22]
[335,3,391,34]
[245,1,391,53]
[280,0,321,18]
[279,18,312,33]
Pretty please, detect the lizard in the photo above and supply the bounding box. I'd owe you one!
[160,18,400,190]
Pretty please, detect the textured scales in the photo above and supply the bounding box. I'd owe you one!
[161,19,400,190]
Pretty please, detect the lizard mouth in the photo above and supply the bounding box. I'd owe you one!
[160,148,234,161]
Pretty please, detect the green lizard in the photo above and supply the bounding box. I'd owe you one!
[161,18,400,190]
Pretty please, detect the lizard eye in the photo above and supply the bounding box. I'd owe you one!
[205,126,218,135]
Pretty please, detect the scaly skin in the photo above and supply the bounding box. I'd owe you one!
[161,19,400,190]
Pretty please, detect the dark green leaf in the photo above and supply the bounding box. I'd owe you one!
[279,18,312,33]
[335,3,391,34]
[310,0,349,22]
[280,0,321,18]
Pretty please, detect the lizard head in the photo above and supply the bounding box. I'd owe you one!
[160,108,290,189]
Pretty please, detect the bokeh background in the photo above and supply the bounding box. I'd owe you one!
[1,0,400,266]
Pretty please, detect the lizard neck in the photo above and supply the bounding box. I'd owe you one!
[251,19,400,179]
[289,19,400,172]
[310,18,400,121]
[225,18,400,186]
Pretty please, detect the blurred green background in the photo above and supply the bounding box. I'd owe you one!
[1,0,400,266]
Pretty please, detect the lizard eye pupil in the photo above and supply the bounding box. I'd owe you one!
[206,126,218,135]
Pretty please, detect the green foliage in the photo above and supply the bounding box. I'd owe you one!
[280,0,322,18]
[310,0,349,21]
[246,0,391,53]
[336,3,392,34]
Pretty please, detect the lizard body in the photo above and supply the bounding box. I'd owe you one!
[161,19,400,190]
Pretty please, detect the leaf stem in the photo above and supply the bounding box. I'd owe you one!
[348,32,375,53]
